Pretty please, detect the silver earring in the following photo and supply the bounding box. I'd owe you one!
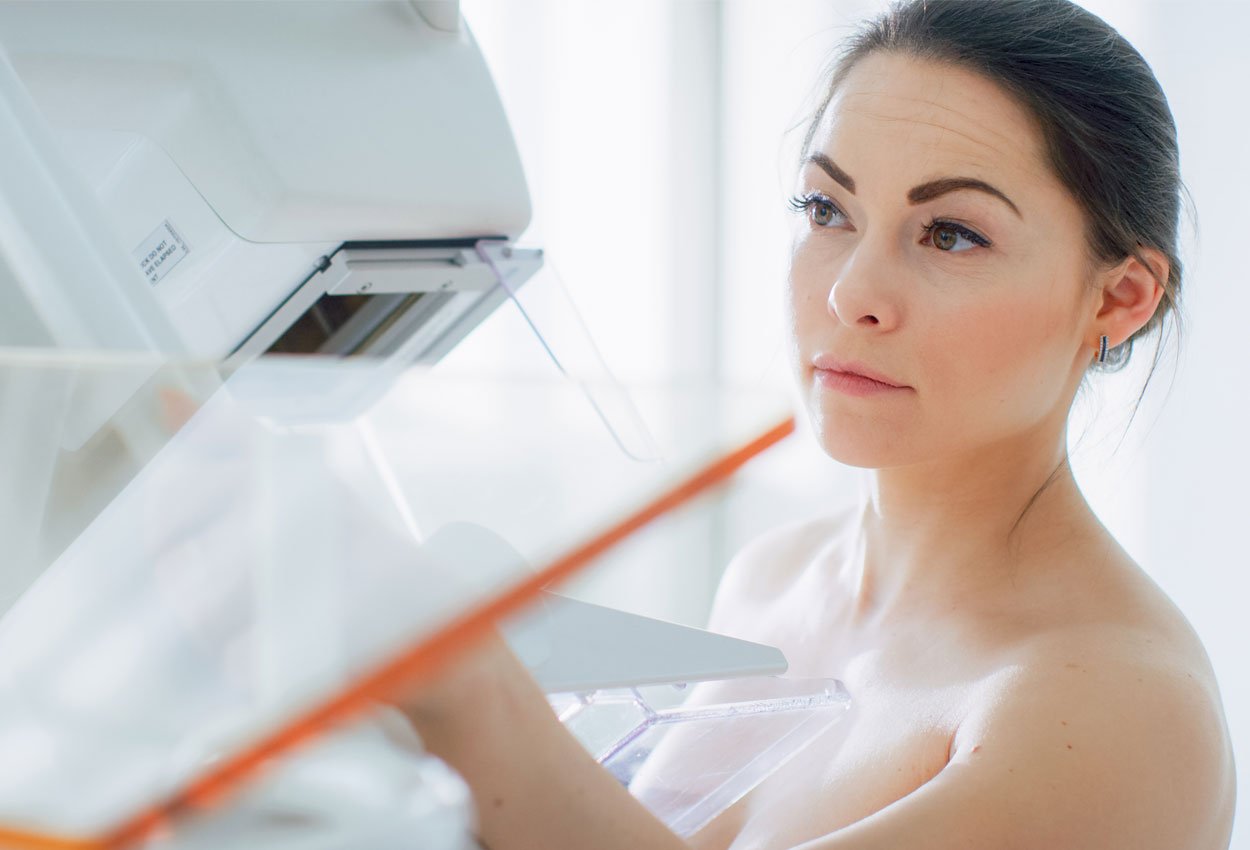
[1098,334,1109,364]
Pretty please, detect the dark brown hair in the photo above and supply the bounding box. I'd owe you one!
[802,0,1185,373]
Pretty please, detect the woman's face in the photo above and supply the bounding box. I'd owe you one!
[788,52,1100,469]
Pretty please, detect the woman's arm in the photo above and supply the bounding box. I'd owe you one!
[797,638,1235,850]
[401,633,691,850]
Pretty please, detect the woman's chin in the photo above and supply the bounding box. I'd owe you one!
[814,438,899,469]
[807,414,913,469]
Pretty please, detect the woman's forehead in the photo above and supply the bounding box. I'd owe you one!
[810,53,1052,193]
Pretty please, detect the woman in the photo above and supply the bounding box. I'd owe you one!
[403,1,1237,847]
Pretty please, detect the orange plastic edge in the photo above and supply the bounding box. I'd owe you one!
[6,416,796,850]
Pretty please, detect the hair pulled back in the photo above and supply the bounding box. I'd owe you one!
[804,0,1184,371]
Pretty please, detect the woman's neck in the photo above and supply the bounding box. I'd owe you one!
[839,425,1102,626]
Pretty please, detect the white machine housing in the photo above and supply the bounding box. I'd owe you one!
[0,0,536,363]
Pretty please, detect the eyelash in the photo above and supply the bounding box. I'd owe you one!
[920,219,991,249]
[787,192,841,220]
[786,192,992,250]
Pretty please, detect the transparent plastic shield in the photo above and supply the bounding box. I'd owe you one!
[0,351,794,847]
[554,677,850,837]
[472,239,659,463]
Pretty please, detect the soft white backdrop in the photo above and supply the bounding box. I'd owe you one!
[461,1,1247,843]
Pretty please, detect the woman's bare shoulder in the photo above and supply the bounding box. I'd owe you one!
[1008,549,1226,697]
[706,506,856,634]
[939,560,1237,847]
[817,570,1237,849]
[939,611,1237,847]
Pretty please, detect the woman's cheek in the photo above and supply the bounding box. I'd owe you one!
[948,295,1073,423]
[786,265,835,338]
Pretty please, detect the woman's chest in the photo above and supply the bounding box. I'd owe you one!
[690,675,964,850]
[691,610,980,850]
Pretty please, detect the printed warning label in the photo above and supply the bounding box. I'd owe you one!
[132,220,189,286]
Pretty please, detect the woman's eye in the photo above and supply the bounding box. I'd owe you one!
[787,193,846,228]
[810,201,837,226]
[922,220,990,253]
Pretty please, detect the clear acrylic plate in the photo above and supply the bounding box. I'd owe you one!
[555,676,850,837]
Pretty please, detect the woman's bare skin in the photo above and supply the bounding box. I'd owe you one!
[404,47,1237,850]
[691,502,1234,850]
[679,49,1236,847]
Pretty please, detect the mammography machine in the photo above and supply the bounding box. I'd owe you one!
[0,3,848,846]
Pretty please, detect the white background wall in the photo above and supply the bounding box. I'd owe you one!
[462,1,1247,844]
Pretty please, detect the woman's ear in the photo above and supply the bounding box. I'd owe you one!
[1089,246,1168,352]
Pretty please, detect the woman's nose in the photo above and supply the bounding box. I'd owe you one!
[826,242,900,331]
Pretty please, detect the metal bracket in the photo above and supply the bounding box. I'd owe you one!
[231,242,543,365]
[322,244,541,297]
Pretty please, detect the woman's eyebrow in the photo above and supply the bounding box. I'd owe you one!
[908,177,1022,218]
[804,153,1022,219]
[805,153,856,193]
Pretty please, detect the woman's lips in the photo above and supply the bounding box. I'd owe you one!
[815,368,910,397]
[811,356,910,397]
